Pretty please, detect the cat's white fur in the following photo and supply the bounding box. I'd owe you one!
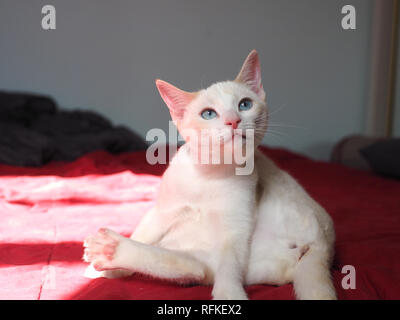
[83,50,336,300]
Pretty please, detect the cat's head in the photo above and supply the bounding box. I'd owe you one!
[156,50,268,162]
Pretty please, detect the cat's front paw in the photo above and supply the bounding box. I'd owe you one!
[212,283,248,300]
[84,264,134,279]
[83,228,124,271]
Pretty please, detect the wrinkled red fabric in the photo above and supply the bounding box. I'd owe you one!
[0,146,399,300]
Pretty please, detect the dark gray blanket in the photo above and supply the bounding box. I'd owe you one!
[0,91,147,166]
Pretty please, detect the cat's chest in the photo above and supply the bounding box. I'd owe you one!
[155,163,257,256]
[160,165,253,210]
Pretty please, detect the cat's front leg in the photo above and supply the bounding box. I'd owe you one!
[211,224,253,300]
[212,246,249,300]
[211,196,255,300]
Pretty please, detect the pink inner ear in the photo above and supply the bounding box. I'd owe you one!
[235,50,265,100]
[155,79,196,119]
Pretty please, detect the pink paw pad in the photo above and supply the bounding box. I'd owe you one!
[82,227,123,270]
[103,243,117,259]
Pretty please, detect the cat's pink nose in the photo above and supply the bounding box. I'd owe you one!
[225,118,241,129]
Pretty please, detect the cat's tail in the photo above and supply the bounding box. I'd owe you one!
[292,244,337,300]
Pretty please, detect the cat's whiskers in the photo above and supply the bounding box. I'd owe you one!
[267,103,288,117]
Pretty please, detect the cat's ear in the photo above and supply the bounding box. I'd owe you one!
[155,79,196,120]
[235,50,266,100]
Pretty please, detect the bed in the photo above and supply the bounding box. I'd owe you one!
[1,145,399,300]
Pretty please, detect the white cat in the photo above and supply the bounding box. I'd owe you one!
[83,50,336,300]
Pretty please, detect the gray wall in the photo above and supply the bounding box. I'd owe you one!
[0,0,373,160]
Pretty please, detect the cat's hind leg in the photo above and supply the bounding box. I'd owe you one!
[83,228,211,284]
[292,244,336,300]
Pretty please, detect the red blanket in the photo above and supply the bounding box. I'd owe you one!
[1,147,399,300]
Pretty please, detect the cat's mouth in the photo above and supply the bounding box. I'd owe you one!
[221,131,247,145]
[215,129,251,145]
[232,132,247,140]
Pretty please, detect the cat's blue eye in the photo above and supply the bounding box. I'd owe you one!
[238,98,253,111]
[201,108,217,120]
